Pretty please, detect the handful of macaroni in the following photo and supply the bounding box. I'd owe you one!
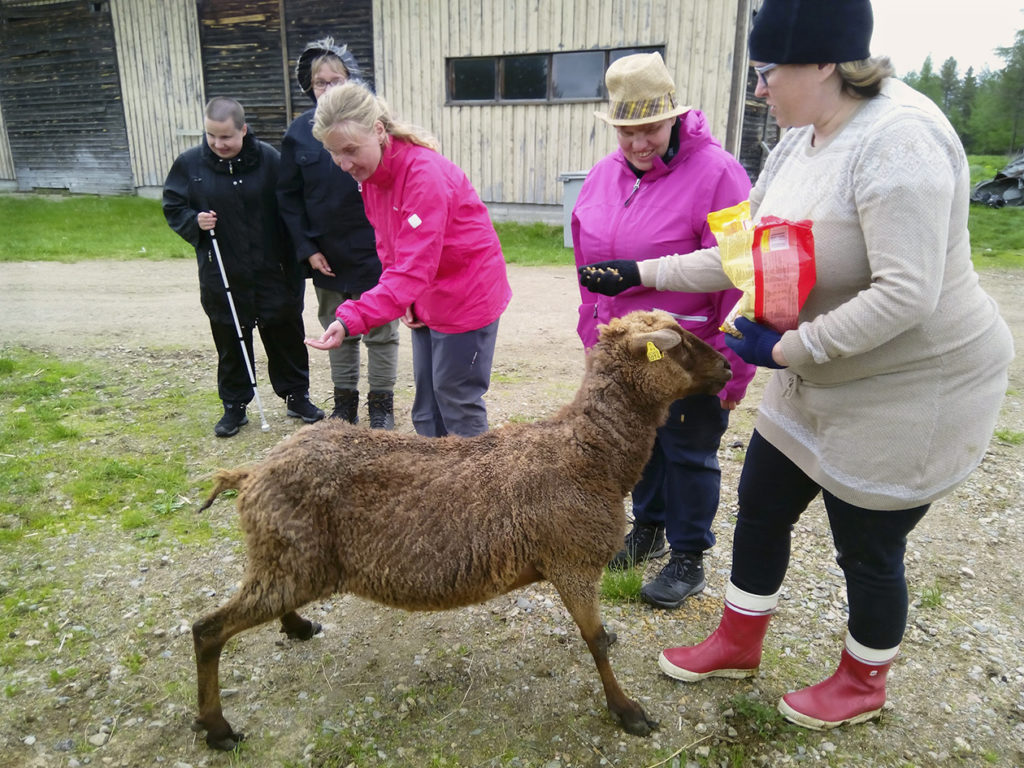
[708,201,816,337]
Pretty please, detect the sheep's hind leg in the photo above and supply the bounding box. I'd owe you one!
[280,610,321,640]
[549,571,659,736]
[192,582,312,750]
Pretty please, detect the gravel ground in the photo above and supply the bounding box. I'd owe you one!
[0,261,1021,767]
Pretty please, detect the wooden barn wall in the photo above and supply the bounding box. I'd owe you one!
[195,0,288,145]
[0,0,133,194]
[109,0,205,190]
[281,0,374,124]
[0,101,14,182]
[372,0,745,207]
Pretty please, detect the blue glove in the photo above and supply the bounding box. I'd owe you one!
[723,316,785,369]
[577,260,641,296]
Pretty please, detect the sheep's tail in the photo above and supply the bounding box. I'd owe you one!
[197,468,252,512]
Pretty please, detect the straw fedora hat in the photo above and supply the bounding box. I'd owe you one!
[594,52,692,126]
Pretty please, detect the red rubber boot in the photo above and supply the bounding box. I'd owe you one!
[658,582,777,682]
[778,643,895,730]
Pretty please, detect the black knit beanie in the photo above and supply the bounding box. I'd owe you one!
[749,0,873,64]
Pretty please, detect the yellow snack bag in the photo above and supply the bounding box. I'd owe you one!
[708,202,816,336]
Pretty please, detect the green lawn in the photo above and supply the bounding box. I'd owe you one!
[1,165,1021,269]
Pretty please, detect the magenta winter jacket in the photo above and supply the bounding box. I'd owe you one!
[572,110,756,403]
[336,138,511,337]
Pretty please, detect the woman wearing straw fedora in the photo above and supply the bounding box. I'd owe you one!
[580,0,1013,730]
[572,52,756,609]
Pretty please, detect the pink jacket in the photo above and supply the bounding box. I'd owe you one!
[336,138,511,336]
[572,110,756,403]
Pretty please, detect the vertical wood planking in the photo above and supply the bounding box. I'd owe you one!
[110,0,205,189]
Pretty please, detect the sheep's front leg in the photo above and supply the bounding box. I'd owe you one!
[549,570,659,736]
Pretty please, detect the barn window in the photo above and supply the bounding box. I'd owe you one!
[451,58,497,101]
[447,45,665,105]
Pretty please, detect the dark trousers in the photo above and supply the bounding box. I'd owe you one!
[732,430,929,649]
[409,319,499,437]
[209,314,310,404]
[630,394,729,553]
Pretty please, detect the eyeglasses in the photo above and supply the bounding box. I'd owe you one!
[753,62,778,86]
[312,78,346,91]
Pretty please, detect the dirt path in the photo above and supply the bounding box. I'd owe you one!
[0,261,1022,767]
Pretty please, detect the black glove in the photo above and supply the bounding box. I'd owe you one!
[723,316,785,369]
[577,260,641,296]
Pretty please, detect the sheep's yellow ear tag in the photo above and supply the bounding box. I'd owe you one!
[646,342,663,362]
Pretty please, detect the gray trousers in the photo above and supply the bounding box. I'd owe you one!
[316,286,399,391]
[409,318,499,438]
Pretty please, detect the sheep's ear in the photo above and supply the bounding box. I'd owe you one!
[629,328,682,360]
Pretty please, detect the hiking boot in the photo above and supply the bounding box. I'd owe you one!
[330,388,359,423]
[367,390,395,430]
[641,551,707,609]
[286,392,325,423]
[214,402,248,438]
[608,523,668,570]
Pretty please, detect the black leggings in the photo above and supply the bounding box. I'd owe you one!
[732,430,929,649]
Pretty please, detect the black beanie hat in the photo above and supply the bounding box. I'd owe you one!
[749,0,873,64]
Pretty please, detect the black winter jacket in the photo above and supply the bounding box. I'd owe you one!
[162,133,302,326]
[277,107,382,294]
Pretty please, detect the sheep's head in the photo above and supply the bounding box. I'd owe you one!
[595,310,732,403]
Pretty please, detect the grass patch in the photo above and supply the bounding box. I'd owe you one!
[969,155,1012,186]
[0,347,205,543]
[493,221,572,266]
[2,187,1021,270]
[994,428,1024,445]
[968,205,1024,269]
[919,582,944,609]
[0,194,192,262]
[599,566,643,603]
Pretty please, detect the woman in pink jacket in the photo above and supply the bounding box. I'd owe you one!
[307,82,511,437]
[573,52,756,608]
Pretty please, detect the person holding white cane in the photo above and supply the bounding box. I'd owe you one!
[163,96,324,437]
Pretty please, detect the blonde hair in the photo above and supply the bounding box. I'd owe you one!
[836,56,895,99]
[312,82,439,152]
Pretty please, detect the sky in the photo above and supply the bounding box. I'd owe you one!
[870,0,1024,75]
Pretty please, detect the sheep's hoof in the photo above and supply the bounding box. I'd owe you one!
[282,619,322,641]
[206,727,245,751]
[193,718,245,751]
[615,704,659,736]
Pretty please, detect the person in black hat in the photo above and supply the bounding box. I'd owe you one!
[278,38,400,428]
[580,0,1013,730]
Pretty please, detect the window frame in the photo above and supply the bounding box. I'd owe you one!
[445,45,666,106]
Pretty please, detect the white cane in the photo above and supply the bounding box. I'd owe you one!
[209,228,271,432]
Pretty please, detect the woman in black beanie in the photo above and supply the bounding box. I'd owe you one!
[580,0,1013,731]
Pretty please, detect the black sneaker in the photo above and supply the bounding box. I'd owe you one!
[286,392,325,423]
[367,390,395,430]
[214,402,248,438]
[640,551,706,609]
[330,388,359,423]
[608,523,668,570]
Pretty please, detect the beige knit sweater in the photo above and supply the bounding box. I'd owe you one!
[639,79,1014,509]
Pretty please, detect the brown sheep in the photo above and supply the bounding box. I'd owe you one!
[191,309,731,750]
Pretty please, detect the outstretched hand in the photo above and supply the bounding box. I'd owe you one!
[577,260,641,296]
[723,316,785,369]
[306,319,347,350]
